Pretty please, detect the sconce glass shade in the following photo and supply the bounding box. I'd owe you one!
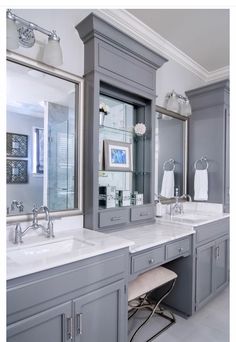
[184,99,192,117]
[7,19,19,50]
[42,38,63,67]
[166,91,180,113]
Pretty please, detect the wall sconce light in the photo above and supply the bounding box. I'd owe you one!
[6,9,63,67]
[165,90,192,117]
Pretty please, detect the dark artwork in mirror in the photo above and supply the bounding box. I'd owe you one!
[7,159,28,184]
[7,133,28,158]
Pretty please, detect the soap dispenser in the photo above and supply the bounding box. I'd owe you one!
[155,194,164,217]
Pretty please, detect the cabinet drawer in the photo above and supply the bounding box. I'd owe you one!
[99,208,130,228]
[195,218,229,245]
[166,238,190,260]
[131,246,165,274]
[131,205,154,222]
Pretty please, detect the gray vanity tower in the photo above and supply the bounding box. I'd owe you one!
[76,13,167,230]
[186,80,229,212]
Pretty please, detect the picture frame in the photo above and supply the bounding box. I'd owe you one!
[7,132,28,158]
[7,159,28,184]
[104,139,133,171]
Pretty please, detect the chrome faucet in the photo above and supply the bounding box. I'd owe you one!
[10,200,24,213]
[170,188,184,216]
[14,205,55,244]
[181,194,192,202]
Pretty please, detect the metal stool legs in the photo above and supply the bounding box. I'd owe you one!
[128,278,176,342]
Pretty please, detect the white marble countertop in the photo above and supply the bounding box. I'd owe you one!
[156,202,229,227]
[7,228,134,280]
[158,212,229,227]
[107,220,195,253]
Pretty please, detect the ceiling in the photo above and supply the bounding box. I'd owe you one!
[127,9,229,72]
[7,61,75,117]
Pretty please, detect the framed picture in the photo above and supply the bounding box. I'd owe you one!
[7,159,28,184]
[7,133,28,158]
[104,139,132,171]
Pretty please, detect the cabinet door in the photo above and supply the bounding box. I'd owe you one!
[214,236,229,292]
[7,302,72,342]
[195,241,215,309]
[74,280,126,342]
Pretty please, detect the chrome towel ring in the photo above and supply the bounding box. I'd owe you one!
[194,156,208,170]
[163,158,175,171]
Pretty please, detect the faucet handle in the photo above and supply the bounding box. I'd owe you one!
[14,223,23,244]
[32,205,38,224]
[47,218,55,238]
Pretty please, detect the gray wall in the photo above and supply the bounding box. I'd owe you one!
[7,111,44,214]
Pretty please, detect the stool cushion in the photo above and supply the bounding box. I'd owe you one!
[128,266,177,302]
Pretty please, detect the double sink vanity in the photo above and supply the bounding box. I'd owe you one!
[7,203,229,342]
[6,13,230,342]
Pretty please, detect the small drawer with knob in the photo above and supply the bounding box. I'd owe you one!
[166,237,191,260]
[131,246,165,274]
[99,208,130,228]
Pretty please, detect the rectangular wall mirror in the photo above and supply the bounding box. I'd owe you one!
[155,105,188,202]
[6,53,83,219]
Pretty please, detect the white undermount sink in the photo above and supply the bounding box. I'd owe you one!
[169,212,216,224]
[8,236,95,265]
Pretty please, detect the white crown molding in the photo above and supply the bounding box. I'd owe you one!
[206,66,229,83]
[96,9,229,83]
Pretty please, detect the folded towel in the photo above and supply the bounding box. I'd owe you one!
[194,169,208,201]
[161,170,174,198]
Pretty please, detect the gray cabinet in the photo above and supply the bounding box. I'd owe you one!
[195,219,229,310]
[214,236,229,292]
[186,80,230,212]
[74,281,126,342]
[196,241,215,308]
[7,249,129,342]
[8,302,72,342]
[76,13,167,230]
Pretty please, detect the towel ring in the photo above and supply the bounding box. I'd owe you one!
[163,159,175,171]
[194,157,208,170]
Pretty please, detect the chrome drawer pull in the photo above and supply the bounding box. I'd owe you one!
[111,216,121,221]
[66,317,73,340]
[178,247,184,253]
[140,212,148,217]
[215,246,220,259]
[76,313,83,335]
[149,258,154,264]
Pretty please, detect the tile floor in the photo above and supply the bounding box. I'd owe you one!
[128,287,229,342]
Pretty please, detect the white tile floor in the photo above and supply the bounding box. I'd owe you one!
[128,287,229,342]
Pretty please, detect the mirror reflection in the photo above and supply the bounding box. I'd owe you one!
[155,108,186,201]
[6,60,79,216]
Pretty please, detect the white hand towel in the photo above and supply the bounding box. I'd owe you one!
[194,169,208,201]
[161,170,174,198]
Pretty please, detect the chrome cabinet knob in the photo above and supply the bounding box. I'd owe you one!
[148,258,154,264]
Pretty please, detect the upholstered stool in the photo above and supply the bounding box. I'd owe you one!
[128,266,177,342]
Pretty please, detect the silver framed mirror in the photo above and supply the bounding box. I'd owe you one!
[6,51,84,222]
[155,105,188,204]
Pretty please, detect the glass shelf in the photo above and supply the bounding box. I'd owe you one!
[99,125,149,140]
[98,170,151,175]
[99,124,134,135]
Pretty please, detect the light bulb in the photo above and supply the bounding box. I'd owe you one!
[7,19,19,50]
[43,38,63,67]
